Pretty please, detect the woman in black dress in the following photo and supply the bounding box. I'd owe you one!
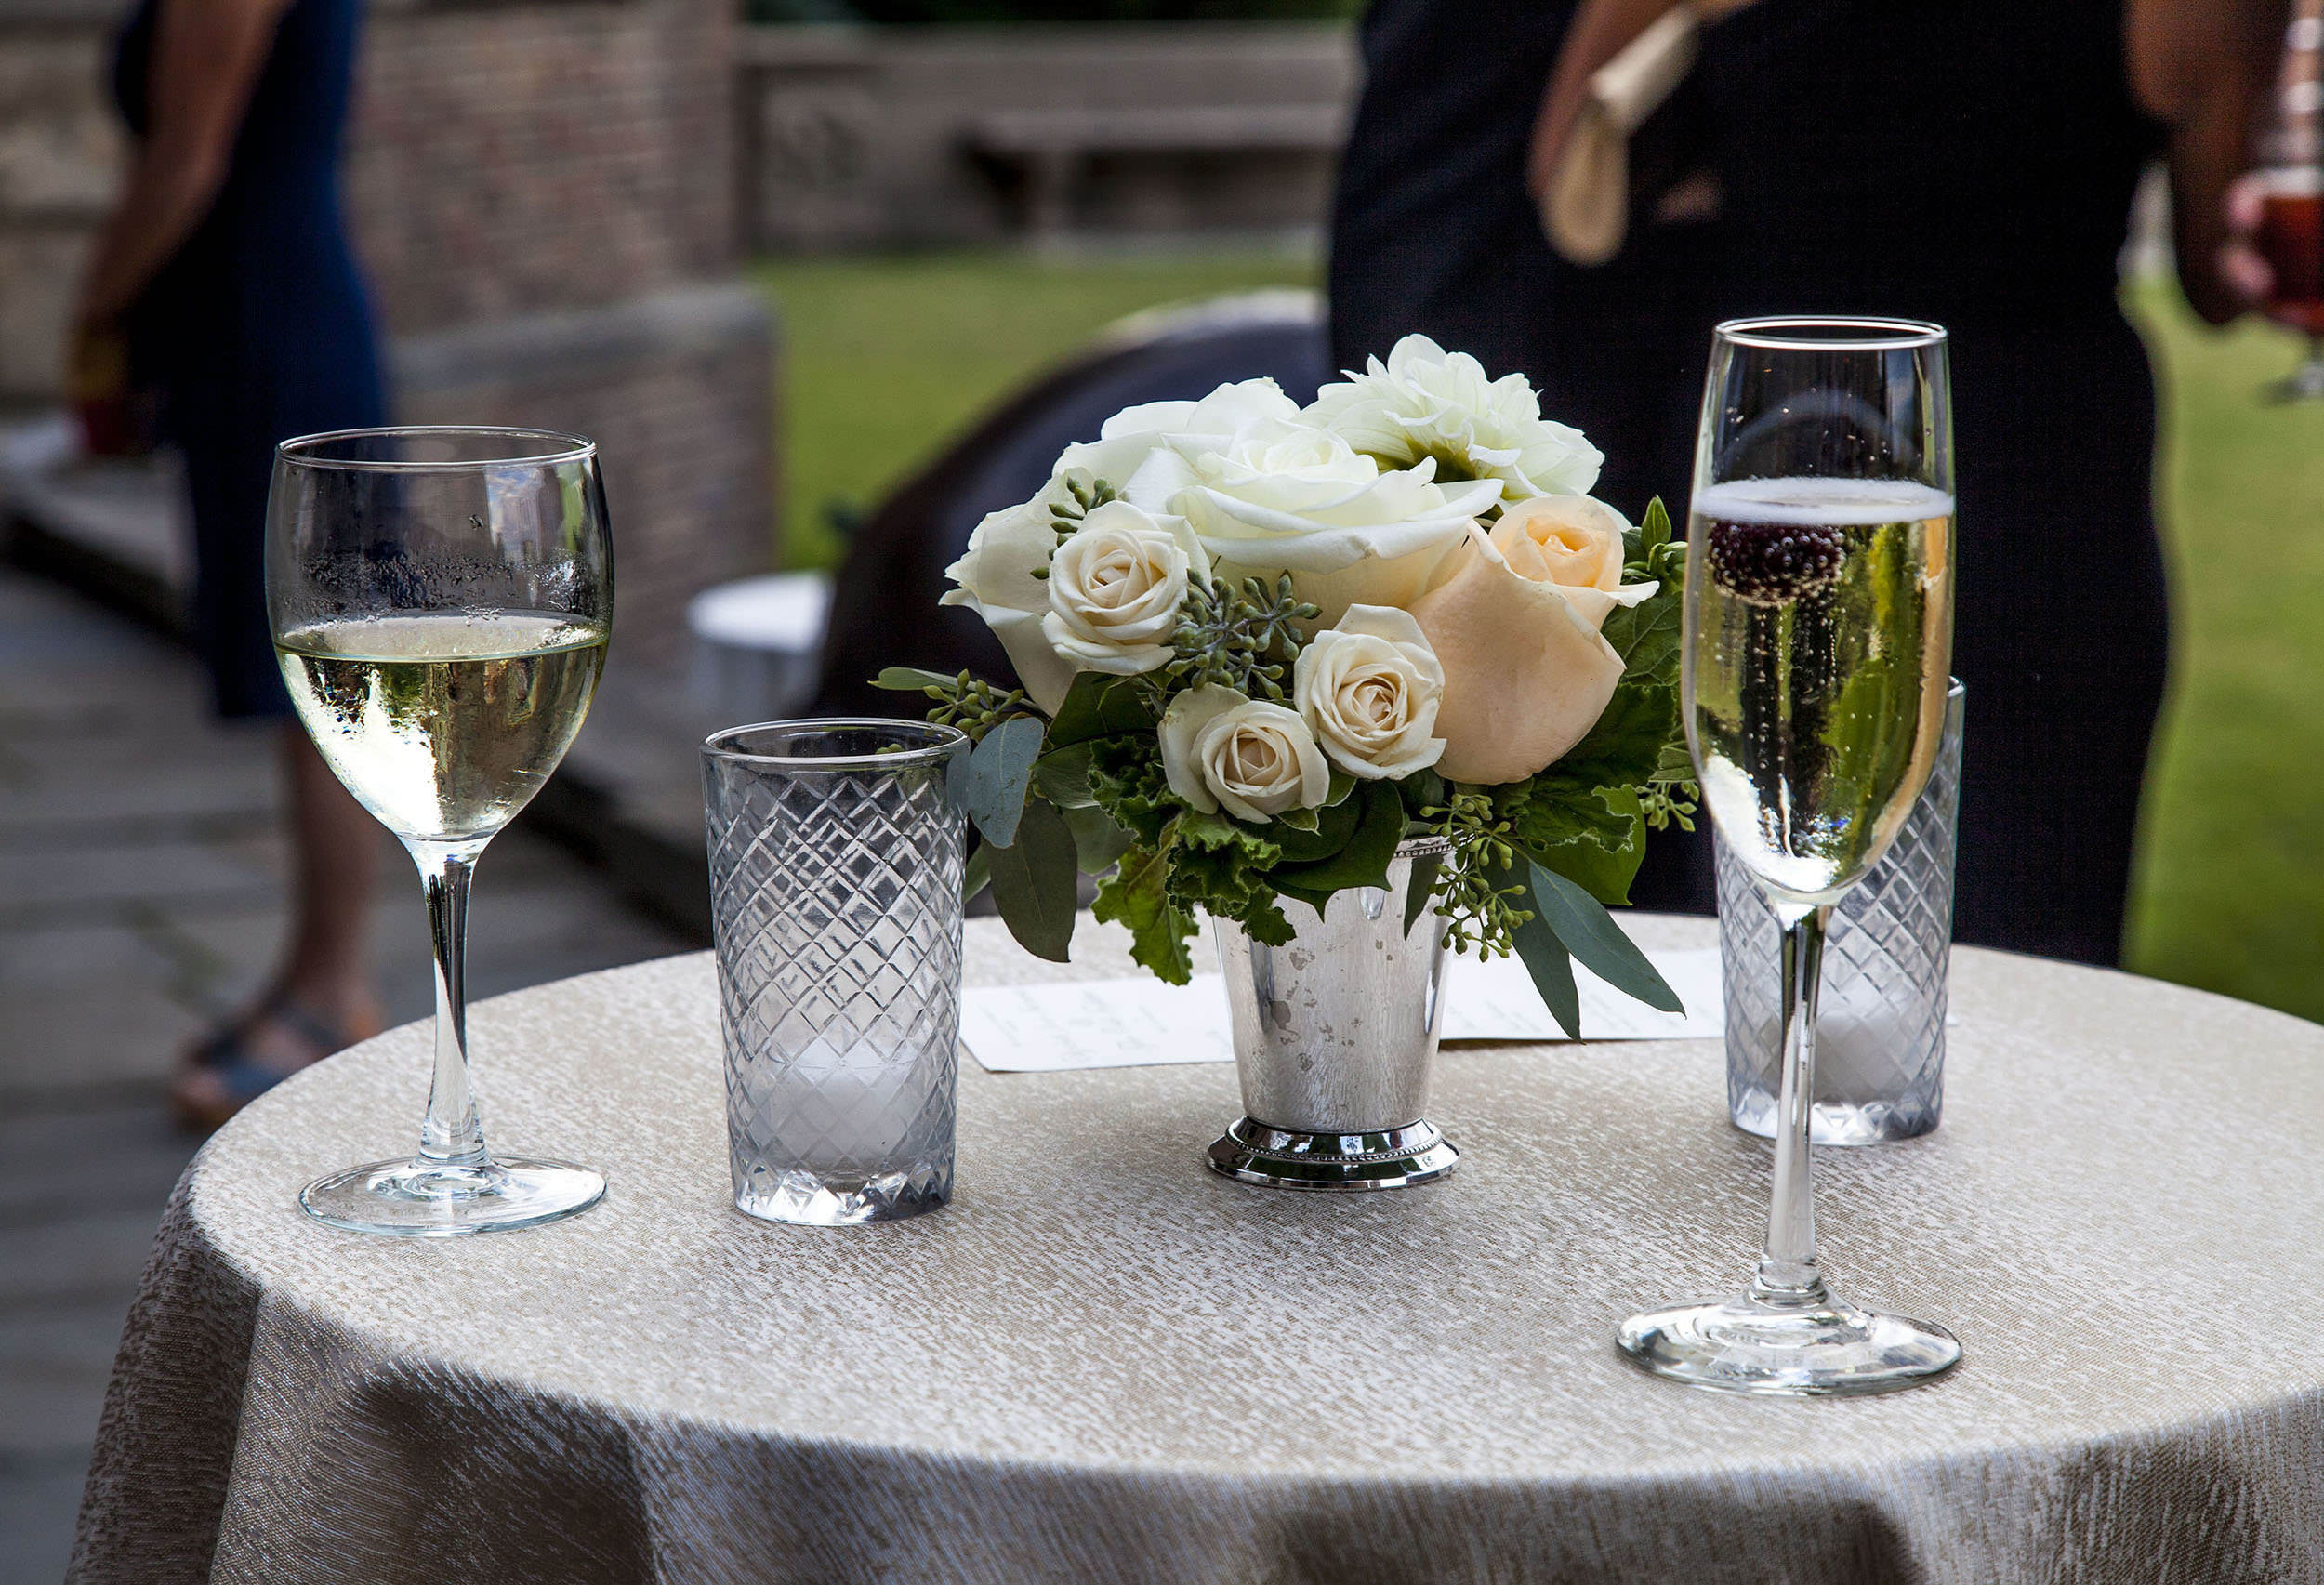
[1330,0,2280,966]
[74,0,390,1122]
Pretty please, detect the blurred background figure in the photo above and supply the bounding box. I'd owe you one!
[1333,0,2285,968]
[73,0,390,1125]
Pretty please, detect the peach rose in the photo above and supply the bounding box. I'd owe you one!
[1406,498,1658,785]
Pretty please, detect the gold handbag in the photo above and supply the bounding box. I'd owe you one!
[1535,0,1756,267]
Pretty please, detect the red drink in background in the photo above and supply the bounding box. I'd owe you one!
[2259,172,2324,335]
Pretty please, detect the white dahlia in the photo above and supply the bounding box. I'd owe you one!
[1306,334,1604,506]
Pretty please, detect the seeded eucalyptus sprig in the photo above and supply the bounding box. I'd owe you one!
[1047,469,1119,544]
[1422,788,1534,958]
[1163,574,1318,703]
[919,670,1034,745]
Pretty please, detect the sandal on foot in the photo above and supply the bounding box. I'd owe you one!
[171,1000,363,1132]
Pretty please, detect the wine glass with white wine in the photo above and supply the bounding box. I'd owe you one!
[268,427,612,1235]
[1618,318,1961,1394]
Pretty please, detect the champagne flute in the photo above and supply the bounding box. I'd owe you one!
[267,427,612,1235]
[1618,319,1961,1394]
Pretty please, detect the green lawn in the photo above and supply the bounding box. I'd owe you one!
[2127,284,2324,1018]
[750,254,2324,1018]
[753,248,1320,570]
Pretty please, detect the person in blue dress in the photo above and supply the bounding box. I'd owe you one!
[73,0,390,1124]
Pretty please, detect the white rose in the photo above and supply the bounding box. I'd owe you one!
[1122,415,1502,628]
[1292,604,1446,781]
[1159,684,1329,825]
[1040,500,1208,677]
[1307,334,1603,505]
[939,495,1076,714]
[1051,377,1303,495]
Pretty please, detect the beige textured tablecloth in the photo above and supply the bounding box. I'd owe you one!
[68,914,2324,1583]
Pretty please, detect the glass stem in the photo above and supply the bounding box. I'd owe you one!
[409,839,490,1169]
[1751,900,1833,1311]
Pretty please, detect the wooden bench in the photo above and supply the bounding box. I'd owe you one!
[965,104,1347,236]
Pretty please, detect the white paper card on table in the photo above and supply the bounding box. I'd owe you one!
[960,948,1723,1073]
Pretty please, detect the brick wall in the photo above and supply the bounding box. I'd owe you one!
[0,0,776,660]
[350,0,735,332]
[353,0,774,661]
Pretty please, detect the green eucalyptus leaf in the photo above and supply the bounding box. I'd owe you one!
[1061,802,1135,875]
[967,714,1046,848]
[1511,899,1582,1039]
[1529,861,1683,1013]
[1270,780,1402,894]
[871,666,958,693]
[987,797,1077,962]
[1403,849,1443,937]
[963,840,992,902]
[1034,741,1097,808]
[1047,670,1157,746]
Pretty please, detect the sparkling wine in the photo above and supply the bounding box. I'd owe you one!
[1687,478,1954,904]
[277,611,607,843]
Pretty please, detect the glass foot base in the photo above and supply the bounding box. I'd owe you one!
[1618,1290,1961,1396]
[1205,1116,1459,1191]
[299,1156,605,1236]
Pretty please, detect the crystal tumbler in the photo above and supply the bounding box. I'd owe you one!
[1718,680,1965,1145]
[704,720,968,1225]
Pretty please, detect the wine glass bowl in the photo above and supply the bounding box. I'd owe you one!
[1618,318,1961,1394]
[2255,6,2324,400]
[267,427,613,1235]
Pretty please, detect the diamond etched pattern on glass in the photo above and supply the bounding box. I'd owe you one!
[706,728,964,1226]
[1720,682,1964,1145]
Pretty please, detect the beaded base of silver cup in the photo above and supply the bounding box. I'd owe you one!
[1207,840,1458,1192]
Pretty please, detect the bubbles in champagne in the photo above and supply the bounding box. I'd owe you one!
[1687,478,1954,904]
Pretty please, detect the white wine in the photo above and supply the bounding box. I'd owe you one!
[1687,477,1953,903]
[278,612,608,843]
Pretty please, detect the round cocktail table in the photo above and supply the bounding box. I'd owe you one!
[69,916,2324,1582]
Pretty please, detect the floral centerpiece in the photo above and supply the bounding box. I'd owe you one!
[877,336,1695,1035]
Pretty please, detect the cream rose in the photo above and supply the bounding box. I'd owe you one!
[1040,500,1208,678]
[1159,684,1330,825]
[1123,415,1502,627]
[1406,511,1659,785]
[1306,334,1603,505]
[939,495,1076,714]
[1292,605,1446,780]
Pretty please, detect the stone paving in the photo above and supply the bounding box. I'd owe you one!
[0,564,699,1583]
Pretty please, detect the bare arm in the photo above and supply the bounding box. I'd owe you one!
[2127,0,2289,324]
[73,0,295,328]
[1527,0,1679,202]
